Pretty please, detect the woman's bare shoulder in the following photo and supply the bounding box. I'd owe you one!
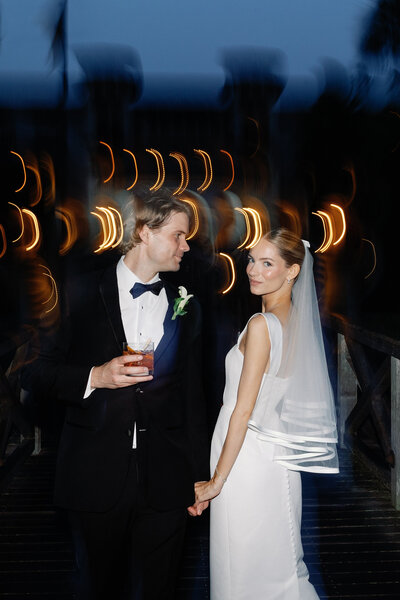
[247,313,270,340]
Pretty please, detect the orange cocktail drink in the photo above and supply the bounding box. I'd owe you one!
[123,341,154,375]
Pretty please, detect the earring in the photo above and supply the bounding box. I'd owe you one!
[287,278,291,285]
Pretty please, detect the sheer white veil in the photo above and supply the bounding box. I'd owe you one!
[248,240,339,473]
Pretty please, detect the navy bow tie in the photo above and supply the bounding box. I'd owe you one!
[130,280,164,299]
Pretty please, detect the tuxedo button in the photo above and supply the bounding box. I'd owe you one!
[136,386,144,394]
[126,429,133,437]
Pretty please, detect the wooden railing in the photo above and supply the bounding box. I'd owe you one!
[332,315,400,509]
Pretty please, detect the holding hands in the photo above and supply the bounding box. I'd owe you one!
[188,468,227,516]
[195,473,224,504]
[187,500,209,517]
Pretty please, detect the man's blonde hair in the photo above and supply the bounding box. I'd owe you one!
[120,188,191,253]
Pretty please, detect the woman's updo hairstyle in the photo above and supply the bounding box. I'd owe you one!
[264,228,305,275]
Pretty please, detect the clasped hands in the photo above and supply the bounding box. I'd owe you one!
[187,475,224,517]
[91,354,153,389]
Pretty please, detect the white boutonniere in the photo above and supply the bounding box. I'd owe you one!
[172,286,193,320]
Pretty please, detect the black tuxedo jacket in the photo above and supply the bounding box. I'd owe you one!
[24,263,209,512]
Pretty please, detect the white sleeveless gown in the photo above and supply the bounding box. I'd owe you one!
[210,313,319,600]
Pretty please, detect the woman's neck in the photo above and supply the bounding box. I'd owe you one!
[262,293,292,324]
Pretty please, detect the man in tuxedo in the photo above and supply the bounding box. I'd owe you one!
[23,189,209,599]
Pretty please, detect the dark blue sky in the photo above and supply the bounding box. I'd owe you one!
[0,0,370,76]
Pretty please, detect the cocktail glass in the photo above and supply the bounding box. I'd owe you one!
[123,341,154,375]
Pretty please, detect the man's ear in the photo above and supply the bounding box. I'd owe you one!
[138,225,150,244]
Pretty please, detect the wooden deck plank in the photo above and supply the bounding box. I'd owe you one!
[1,448,400,598]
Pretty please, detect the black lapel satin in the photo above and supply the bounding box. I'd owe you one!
[99,264,126,353]
[154,281,180,365]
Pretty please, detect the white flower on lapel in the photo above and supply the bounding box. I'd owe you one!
[172,286,193,320]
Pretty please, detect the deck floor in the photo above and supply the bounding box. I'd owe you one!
[1,448,399,599]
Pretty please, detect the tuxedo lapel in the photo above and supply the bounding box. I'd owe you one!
[99,264,126,353]
[154,282,180,368]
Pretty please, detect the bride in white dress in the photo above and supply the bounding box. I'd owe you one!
[195,229,338,600]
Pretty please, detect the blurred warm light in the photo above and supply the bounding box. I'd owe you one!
[8,202,24,242]
[312,212,326,252]
[108,206,124,248]
[244,207,262,249]
[123,149,139,190]
[235,202,265,250]
[39,265,59,314]
[219,252,236,294]
[331,203,346,246]
[91,205,123,253]
[22,208,41,251]
[194,149,213,192]
[235,207,251,249]
[180,196,199,240]
[0,225,6,259]
[99,141,115,183]
[313,203,346,253]
[220,150,235,191]
[91,210,108,253]
[362,238,377,279]
[41,153,56,205]
[170,152,189,195]
[55,207,78,255]
[10,151,27,192]
[313,210,334,253]
[27,161,43,206]
[146,149,165,191]
[96,207,115,251]
[102,207,117,250]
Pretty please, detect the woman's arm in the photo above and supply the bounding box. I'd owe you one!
[195,314,270,503]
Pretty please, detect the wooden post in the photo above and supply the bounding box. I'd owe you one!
[337,334,358,448]
[391,356,400,510]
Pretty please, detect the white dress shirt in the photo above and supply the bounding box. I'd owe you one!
[117,255,168,349]
[85,256,169,447]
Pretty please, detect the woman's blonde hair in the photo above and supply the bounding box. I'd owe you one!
[264,228,305,273]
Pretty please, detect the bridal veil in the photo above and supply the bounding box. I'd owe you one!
[248,240,339,473]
